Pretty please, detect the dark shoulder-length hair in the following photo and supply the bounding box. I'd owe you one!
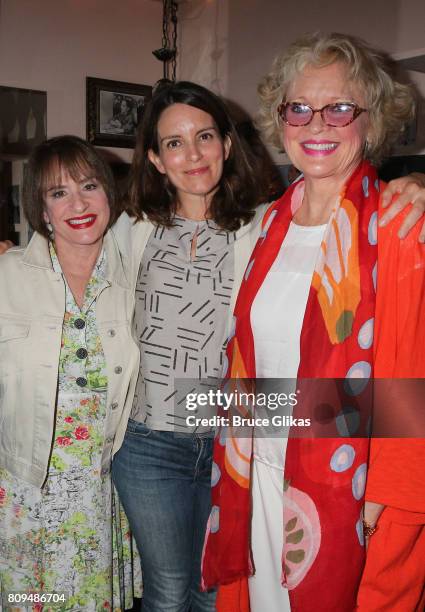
[23,135,118,239]
[128,81,262,231]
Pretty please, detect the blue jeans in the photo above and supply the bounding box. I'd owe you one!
[112,419,216,612]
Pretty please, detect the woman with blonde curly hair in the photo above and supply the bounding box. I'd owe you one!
[202,32,425,612]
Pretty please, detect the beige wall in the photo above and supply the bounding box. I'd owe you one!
[2,0,424,161]
[225,0,425,117]
[0,0,163,162]
[179,0,425,159]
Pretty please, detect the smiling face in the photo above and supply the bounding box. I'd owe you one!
[43,168,110,254]
[281,62,370,187]
[148,103,231,212]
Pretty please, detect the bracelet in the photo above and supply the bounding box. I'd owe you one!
[362,519,378,537]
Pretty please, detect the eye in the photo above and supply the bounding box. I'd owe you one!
[289,102,311,114]
[199,131,214,141]
[165,139,181,150]
[51,189,66,199]
[83,181,98,191]
[329,103,354,113]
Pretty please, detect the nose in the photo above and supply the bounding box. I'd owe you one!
[308,110,327,134]
[70,191,89,212]
[186,141,202,162]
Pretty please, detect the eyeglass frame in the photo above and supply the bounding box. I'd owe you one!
[277,101,368,127]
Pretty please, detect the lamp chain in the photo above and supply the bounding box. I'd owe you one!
[170,1,178,81]
[153,0,178,81]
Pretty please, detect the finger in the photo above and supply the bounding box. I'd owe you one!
[379,195,408,226]
[397,206,423,239]
[381,181,402,208]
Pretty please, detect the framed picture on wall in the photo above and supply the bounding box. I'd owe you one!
[0,86,46,243]
[86,77,152,149]
[0,86,47,156]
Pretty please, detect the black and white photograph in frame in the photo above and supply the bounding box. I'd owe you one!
[87,77,152,148]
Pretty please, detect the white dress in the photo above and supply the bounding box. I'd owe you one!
[249,222,326,612]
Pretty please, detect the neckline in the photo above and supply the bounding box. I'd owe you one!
[289,220,327,231]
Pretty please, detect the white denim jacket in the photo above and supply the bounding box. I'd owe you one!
[0,229,139,488]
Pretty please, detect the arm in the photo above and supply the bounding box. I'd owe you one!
[364,199,425,535]
[380,172,425,241]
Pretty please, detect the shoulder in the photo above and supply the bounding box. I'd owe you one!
[234,202,273,241]
[112,211,153,239]
[0,245,26,272]
[111,212,155,284]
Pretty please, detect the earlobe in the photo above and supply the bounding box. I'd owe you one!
[224,135,231,161]
[148,149,166,175]
[364,129,374,155]
[43,211,50,224]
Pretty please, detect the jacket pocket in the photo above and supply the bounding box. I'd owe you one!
[0,377,16,455]
[0,322,30,341]
[0,318,31,379]
[0,319,31,455]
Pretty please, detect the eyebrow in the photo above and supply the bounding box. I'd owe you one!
[45,184,65,193]
[45,176,97,193]
[289,97,356,103]
[159,126,217,143]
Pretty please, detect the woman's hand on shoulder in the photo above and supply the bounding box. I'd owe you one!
[380,173,425,242]
[0,240,14,254]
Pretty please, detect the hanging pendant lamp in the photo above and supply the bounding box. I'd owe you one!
[152,0,178,81]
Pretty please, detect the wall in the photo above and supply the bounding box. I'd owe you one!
[179,0,425,160]
[178,0,229,97]
[0,0,164,162]
[1,0,424,162]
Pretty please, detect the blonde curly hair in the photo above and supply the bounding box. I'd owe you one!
[257,32,415,164]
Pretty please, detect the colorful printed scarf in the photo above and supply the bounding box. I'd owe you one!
[202,160,381,611]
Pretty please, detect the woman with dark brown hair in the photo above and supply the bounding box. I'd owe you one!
[0,135,141,609]
[111,80,266,612]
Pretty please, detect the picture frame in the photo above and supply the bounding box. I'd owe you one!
[0,85,47,156]
[86,77,152,149]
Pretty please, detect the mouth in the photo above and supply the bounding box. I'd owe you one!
[185,166,209,176]
[65,214,97,229]
[301,141,339,156]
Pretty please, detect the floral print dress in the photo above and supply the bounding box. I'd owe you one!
[0,245,141,611]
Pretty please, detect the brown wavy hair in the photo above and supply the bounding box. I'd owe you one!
[127,81,261,231]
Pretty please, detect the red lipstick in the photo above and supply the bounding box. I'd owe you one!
[65,214,97,229]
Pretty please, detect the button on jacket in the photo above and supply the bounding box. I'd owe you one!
[0,230,139,488]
